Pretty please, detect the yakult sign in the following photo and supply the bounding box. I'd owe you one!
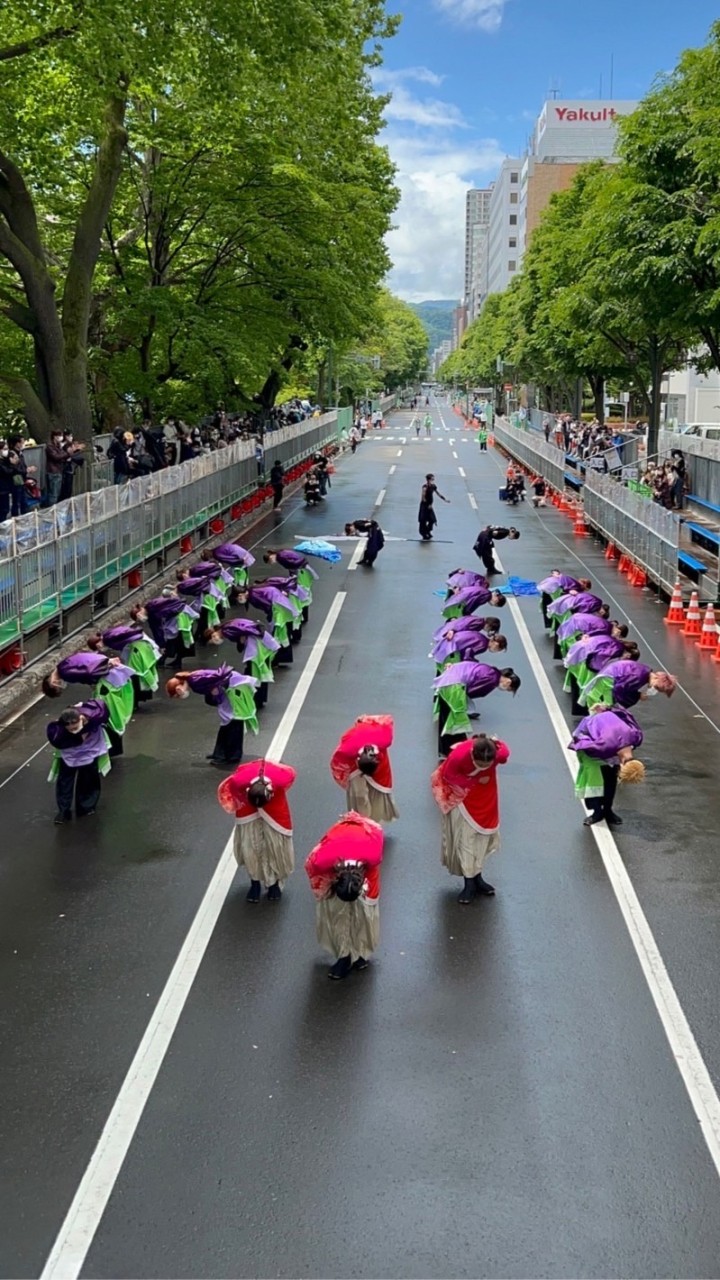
[535,100,638,161]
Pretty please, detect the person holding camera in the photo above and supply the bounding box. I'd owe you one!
[305,811,384,980]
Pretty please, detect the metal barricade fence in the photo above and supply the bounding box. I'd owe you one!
[0,413,339,659]
[583,470,679,592]
[492,418,566,493]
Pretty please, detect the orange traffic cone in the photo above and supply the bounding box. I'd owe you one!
[573,507,588,536]
[605,542,618,561]
[617,553,630,575]
[682,590,702,637]
[664,582,685,625]
[631,564,648,588]
[697,603,718,651]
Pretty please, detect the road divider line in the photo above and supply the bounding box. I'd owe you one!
[389,465,396,476]
[499,550,720,1185]
[347,542,365,572]
[375,489,386,508]
[452,451,458,459]
[396,449,403,457]
[458,466,466,478]
[468,493,477,510]
[39,593,348,1280]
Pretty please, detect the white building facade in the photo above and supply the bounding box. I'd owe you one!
[464,188,492,317]
[483,158,522,299]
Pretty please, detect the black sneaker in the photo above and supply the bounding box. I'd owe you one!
[54,811,71,825]
[267,883,282,902]
[606,811,623,826]
[458,877,477,904]
[353,957,369,971]
[328,955,352,980]
[246,880,261,903]
[474,873,495,896]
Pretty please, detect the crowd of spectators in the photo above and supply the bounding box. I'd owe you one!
[542,414,634,466]
[641,451,688,510]
[0,398,325,519]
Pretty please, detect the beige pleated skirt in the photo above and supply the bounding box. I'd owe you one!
[441,806,500,878]
[315,895,380,962]
[233,821,294,887]
[346,774,399,823]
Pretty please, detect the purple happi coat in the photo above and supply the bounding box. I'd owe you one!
[47,698,110,763]
[587,660,652,708]
[569,707,643,760]
[214,543,255,567]
[557,613,611,642]
[433,660,502,699]
[538,573,582,595]
[564,634,624,672]
[447,569,489,591]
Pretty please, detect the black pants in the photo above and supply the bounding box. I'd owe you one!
[568,672,584,716]
[541,592,552,630]
[290,623,302,644]
[272,485,283,509]
[437,698,467,757]
[132,674,152,709]
[107,726,124,757]
[254,681,268,710]
[209,719,245,763]
[56,758,101,817]
[274,643,293,666]
[585,764,619,818]
[479,440,487,451]
[476,545,498,575]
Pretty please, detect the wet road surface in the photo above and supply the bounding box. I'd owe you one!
[2,402,720,1278]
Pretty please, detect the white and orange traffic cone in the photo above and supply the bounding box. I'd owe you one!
[682,590,702,637]
[664,582,685,625]
[697,603,718,651]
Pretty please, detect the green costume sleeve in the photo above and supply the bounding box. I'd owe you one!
[225,684,259,734]
[96,677,134,734]
[433,682,471,736]
[128,640,159,692]
[202,593,221,629]
[574,751,604,799]
[250,640,275,684]
[581,674,614,710]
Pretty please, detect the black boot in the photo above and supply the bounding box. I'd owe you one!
[474,873,495,896]
[246,880,261,903]
[458,877,477,904]
[54,810,71,825]
[353,956,369,971]
[267,882,282,901]
[328,955,352,980]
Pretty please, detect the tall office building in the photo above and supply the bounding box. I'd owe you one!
[464,187,492,309]
[518,99,638,258]
[482,158,522,300]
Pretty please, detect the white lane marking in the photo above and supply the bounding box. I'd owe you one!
[400,437,407,445]
[468,493,478,510]
[449,438,455,446]
[497,549,720,1184]
[397,449,403,458]
[452,451,458,459]
[347,542,365,572]
[39,594,347,1280]
[375,489,386,508]
[458,466,466,478]
[389,465,396,476]
[0,743,50,792]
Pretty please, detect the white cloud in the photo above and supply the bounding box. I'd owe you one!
[384,132,506,301]
[373,66,445,89]
[383,86,467,130]
[433,0,509,32]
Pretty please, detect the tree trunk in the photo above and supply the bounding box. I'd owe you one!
[588,372,605,424]
[254,336,308,414]
[647,335,663,459]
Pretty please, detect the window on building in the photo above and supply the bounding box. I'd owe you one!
[509,238,517,248]
[510,172,518,182]
[508,260,517,271]
[509,193,518,204]
[509,214,517,225]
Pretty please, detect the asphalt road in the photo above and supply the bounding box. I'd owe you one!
[3,401,720,1279]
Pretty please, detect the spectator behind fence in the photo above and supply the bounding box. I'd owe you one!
[107,429,136,484]
[60,432,86,501]
[46,429,69,506]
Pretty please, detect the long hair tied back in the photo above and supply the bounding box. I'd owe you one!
[248,761,274,808]
[332,866,365,902]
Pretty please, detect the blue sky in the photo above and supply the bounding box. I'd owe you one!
[377,0,720,301]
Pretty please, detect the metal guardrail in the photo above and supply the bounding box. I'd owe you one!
[583,470,680,592]
[0,414,339,656]
[492,418,566,493]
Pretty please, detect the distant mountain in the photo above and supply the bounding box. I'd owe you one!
[409,300,457,353]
